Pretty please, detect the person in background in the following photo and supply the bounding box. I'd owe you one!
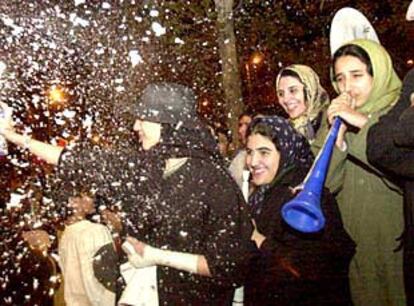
[312,39,405,306]
[229,110,253,189]
[367,6,414,305]
[367,68,414,306]
[58,192,117,306]
[244,116,355,306]
[22,190,117,306]
[275,64,330,143]
[207,123,232,161]
[237,111,253,148]
[216,127,232,159]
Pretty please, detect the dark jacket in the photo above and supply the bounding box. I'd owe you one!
[367,68,414,305]
[56,124,256,306]
[245,166,355,306]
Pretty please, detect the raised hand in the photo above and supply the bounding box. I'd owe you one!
[327,92,368,129]
[122,237,154,269]
[251,219,266,248]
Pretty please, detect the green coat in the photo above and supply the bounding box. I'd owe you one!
[312,39,405,306]
[313,107,404,306]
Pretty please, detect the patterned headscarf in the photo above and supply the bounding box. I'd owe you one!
[247,116,314,213]
[276,64,330,141]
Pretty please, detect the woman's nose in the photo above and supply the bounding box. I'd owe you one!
[342,78,352,93]
[250,152,260,167]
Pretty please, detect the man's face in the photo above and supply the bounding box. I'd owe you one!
[217,132,229,156]
[238,115,252,146]
[68,195,95,216]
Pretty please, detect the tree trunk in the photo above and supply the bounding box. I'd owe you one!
[215,0,243,149]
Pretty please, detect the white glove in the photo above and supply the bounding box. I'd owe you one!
[122,241,155,269]
[122,240,199,274]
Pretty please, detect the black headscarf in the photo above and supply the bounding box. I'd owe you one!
[148,121,220,162]
[247,116,314,213]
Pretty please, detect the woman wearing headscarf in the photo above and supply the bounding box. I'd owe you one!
[244,116,355,306]
[0,83,255,305]
[312,39,405,306]
[275,64,330,143]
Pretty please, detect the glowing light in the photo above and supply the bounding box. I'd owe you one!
[250,51,264,65]
[48,85,67,104]
[407,59,413,66]
[92,134,101,143]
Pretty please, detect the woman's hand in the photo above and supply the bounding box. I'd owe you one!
[126,236,146,256]
[122,237,154,269]
[251,219,266,248]
[327,92,368,129]
[123,237,206,275]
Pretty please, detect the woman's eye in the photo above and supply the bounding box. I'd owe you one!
[260,151,269,157]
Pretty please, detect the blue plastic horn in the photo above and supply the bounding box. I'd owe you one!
[281,117,342,233]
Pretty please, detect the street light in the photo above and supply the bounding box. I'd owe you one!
[245,51,265,96]
[250,51,264,66]
[47,84,67,106]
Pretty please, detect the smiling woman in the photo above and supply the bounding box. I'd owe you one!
[246,133,280,186]
[244,115,355,306]
[276,64,330,143]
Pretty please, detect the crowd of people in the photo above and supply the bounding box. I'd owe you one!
[0,4,413,306]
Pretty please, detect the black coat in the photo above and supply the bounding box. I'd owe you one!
[136,156,255,305]
[245,166,355,306]
[56,128,256,306]
[367,68,414,305]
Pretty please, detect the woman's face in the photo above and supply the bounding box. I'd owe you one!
[334,55,374,108]
[133,119,161,150]
[246,133,280,186]
[277,76,307,119]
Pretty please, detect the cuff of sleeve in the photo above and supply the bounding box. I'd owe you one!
[338,140,347,152]
[146,246,199,274]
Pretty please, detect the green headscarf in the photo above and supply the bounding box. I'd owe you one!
[276,64,329,141]
[331,39,402,115]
